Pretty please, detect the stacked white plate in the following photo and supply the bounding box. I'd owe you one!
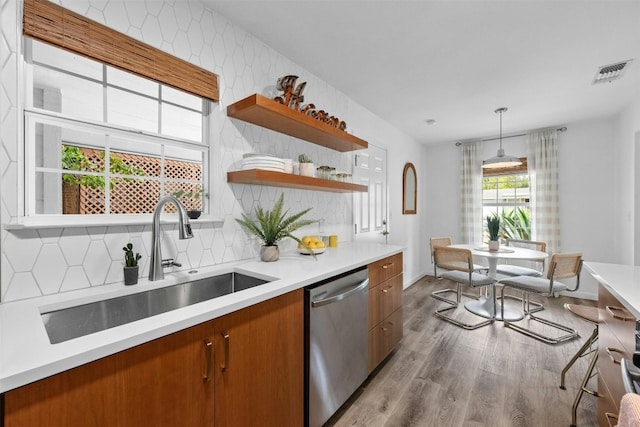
[241,153,285,172]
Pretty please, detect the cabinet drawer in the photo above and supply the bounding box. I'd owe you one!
[368,274,403,329]
[368,307,403,373]
[599,285,636,354]
[598,322,631,413]
[369,253,403,288]
[597,376,619,427]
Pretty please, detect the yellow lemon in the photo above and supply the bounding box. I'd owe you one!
[308,241,317,249]
[302,237,312,246]
[315,241,325,248]
[310,236,318,243]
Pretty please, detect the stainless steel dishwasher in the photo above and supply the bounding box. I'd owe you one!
[305,266,369,427]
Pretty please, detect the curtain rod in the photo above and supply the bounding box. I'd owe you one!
[455,126,567,146]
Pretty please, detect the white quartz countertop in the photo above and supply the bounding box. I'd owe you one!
[584,261,640,319]
[0,242,404,393]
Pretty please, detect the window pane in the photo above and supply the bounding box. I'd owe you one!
[107,66,158,97]
[110,137,162,178]
[107,87,158,132]
[109,177,160,214]
[163,85,202,111]
[33,69,103,121]
[31,40,102,80]
[161,103,202,142]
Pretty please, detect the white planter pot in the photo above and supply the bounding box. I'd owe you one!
[260,245,280,262]
[299,162,315,177]
[488,240,500,251]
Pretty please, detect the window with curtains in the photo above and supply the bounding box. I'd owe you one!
[482,158,531,241]
[24,38,210,216]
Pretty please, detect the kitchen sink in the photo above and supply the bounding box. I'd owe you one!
[41,272,272,344]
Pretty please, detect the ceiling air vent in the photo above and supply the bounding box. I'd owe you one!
[592,59,633,84]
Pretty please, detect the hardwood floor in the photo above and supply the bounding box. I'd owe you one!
[328,276,599,427]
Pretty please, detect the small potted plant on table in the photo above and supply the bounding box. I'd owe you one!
[123,242,142,285]
[487,215,501,251]
[236,193,316,262]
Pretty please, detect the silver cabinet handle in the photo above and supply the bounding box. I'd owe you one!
[221,332,230,372]
[203,339,212,382]
[605,412,618,427]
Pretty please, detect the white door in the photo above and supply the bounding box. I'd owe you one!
[353,143,388,242]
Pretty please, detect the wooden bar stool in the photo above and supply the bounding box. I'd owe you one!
[559,303,601,427]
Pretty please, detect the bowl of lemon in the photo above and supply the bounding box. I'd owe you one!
[298,235,326,255]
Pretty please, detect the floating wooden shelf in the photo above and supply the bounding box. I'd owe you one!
[227,94,368,152]
[227,169,368,193]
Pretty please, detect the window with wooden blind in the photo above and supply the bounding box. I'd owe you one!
[482,158,531,240]
[24,39,210,216]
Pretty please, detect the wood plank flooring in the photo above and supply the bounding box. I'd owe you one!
[327,276,599,427]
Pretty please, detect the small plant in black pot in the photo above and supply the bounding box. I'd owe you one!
[123,242,142,285]
[172,188,208,219]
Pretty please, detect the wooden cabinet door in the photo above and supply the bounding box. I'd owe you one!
[4,320,215,427]
[213,289,303,427]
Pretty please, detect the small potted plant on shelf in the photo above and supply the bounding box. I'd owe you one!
[235,193,316,262]
[298,154,314,177]
[172,188,208,219]
[122,242,142,285]
[486,215,501,251]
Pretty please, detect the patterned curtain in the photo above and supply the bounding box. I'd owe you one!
[528,128,560,254]
[460,140,483,244]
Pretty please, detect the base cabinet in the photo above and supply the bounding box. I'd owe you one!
[2,290,303,427]
[213,289,303,427]
[597,283,636,426]
[367,253,403,373]
[3,320,215,427]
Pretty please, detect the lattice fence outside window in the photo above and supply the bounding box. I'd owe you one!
[62,148,202,215]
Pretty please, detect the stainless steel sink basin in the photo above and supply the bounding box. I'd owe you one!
[41,272,271,344]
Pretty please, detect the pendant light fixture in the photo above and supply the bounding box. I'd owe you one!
[482,107,522,169]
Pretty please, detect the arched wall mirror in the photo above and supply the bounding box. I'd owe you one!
[402,162,417,214]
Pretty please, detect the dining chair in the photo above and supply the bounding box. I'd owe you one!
[496,239,547,277]
[430,237,486,304]
[433,246,496,330]
[498,252,583,344]
[496,239,547,314]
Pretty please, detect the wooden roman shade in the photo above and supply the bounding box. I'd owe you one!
[23,0,219,101]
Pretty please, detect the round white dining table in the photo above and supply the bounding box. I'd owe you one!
[449,244,549,321]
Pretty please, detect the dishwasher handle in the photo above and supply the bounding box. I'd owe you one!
[311,279,369,308]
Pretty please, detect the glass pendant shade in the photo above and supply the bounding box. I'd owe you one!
[482,107,522,169]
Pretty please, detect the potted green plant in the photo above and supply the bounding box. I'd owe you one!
[172,188,208,219]
[298,154,314,177]
[122,242,142,285]
[235,193,316,262]
[486,215,501,251]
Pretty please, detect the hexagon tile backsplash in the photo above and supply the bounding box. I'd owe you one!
[0,0,359,302]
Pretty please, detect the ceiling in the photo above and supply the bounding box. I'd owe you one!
[206,1,640,145]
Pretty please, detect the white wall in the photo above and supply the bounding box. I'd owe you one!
[0,0,425,301]
[424,118,618,300]
[614,93,640,264]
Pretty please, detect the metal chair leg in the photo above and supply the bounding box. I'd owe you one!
[560,326,598,390]
[570,346,599,427]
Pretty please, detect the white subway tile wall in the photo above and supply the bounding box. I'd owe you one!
[0,0,356,301]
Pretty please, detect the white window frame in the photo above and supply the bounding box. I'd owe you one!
[16,38,214,229]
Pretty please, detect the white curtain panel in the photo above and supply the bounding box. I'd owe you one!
[528,128,560,254]
[460,140,483,244]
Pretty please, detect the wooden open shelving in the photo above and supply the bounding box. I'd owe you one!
[227,94,368,152]
[227,169,368,193]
